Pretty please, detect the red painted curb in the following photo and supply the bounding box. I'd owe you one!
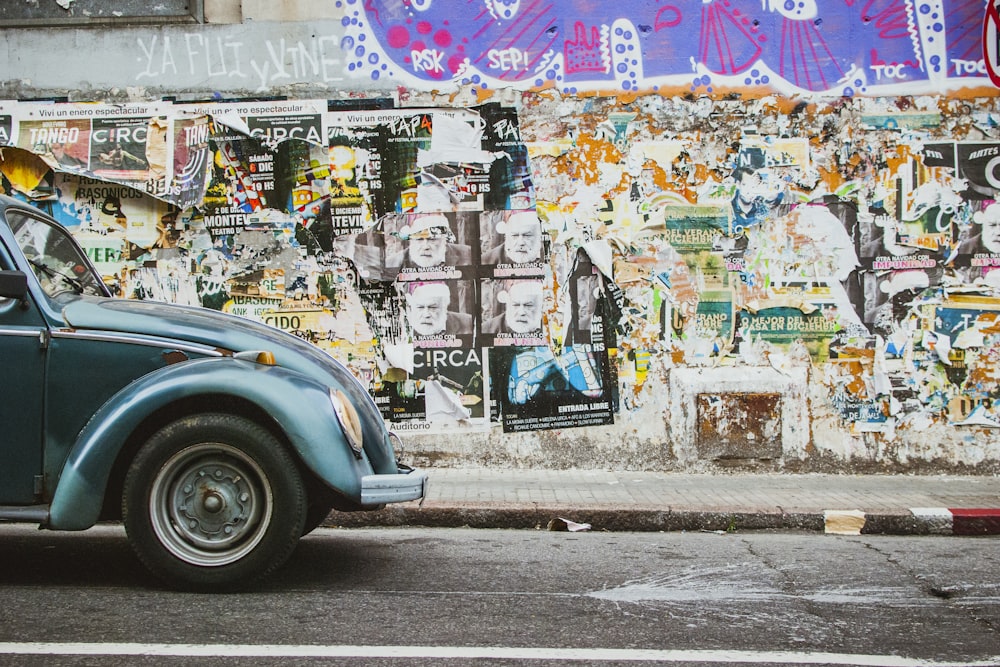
[949,509,1000,536]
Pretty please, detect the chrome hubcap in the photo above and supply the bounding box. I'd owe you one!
[150,443,273,567]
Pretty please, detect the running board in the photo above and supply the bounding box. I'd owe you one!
[0,506,49,523]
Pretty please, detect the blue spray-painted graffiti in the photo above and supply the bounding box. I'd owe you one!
[338,0,987,95]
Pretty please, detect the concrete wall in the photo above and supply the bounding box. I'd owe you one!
[2,1,1000,473]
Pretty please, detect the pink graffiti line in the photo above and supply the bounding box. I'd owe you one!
[474,4,500,40]
[654,5,682,31]
[855,0,912,40]
[700,1,764,75]
[779,18,845,91]
[473,0,559,80]
[504,15,560,79]
[364,0,383,28]
[949,0,988,62]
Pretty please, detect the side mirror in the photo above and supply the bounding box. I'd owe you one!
[0,271,28,300]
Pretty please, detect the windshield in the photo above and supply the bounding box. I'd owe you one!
[7,210,107,300]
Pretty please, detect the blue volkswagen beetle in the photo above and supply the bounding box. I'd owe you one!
[0,194,427,590]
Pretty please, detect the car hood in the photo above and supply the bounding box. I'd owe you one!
[62,297,383,426]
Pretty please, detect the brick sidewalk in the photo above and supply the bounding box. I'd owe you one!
[330,469,1000,535]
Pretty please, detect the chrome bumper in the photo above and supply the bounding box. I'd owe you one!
[360,467,428,505]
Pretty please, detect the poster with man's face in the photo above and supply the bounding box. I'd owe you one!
[481,278,546,347]
[954,200,1000,282]
[479,209,546,277]
[403,279,475,348]
[384,211,476,280]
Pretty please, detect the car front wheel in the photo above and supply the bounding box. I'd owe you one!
[122,413,306,591]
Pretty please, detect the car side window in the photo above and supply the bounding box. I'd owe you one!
[6,210,106,300]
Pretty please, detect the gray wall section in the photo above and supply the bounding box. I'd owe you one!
[0,0,201,24]
[1,21,393,100]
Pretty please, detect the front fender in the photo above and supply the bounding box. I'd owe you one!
[48,357,372,530]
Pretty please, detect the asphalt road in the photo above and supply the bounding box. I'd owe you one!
[0,524,997,666]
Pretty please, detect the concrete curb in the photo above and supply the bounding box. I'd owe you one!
[910,508,1000,536]
[326,506,1000,535]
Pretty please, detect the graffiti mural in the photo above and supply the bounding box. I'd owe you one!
[340,0,986,95]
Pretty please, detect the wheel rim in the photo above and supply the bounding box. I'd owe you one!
[149,442,273,567]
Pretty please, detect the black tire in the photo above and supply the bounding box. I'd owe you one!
[122,413,306,591]
[301,502,333,536]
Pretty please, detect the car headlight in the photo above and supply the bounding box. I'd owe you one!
[331,389,364,456]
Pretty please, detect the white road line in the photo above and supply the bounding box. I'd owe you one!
[0,643,996,666]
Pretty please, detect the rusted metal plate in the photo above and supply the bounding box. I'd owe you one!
[695,393,782,464]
